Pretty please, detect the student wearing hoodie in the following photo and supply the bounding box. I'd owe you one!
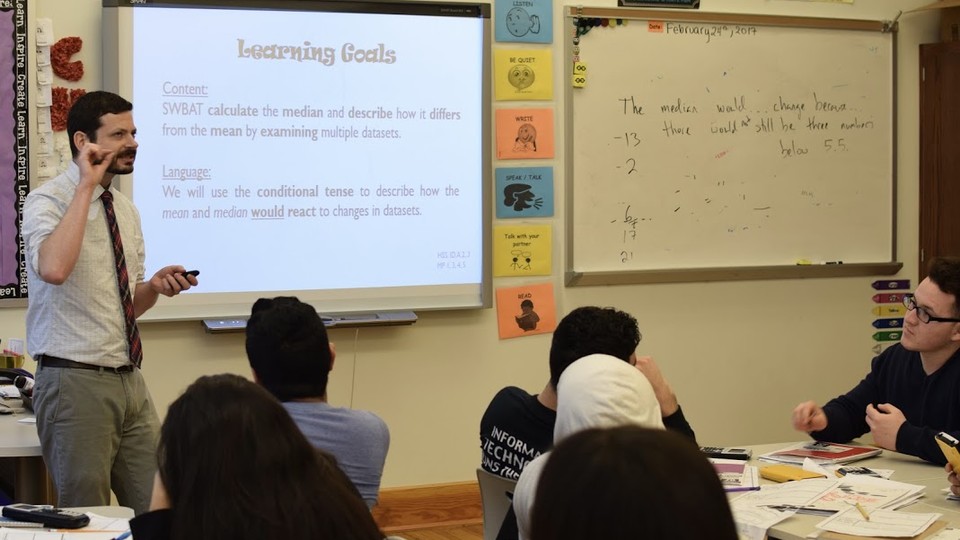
[511,354,667,540]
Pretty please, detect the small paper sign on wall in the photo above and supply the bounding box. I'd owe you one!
[496,282,556,339]
[493,224,552,276]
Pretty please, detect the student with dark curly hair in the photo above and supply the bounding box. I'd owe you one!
[129,374,384,540]
[481,306,695,481]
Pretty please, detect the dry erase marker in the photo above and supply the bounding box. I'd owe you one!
[871,280,910,290]
[871,318,903,328]
[872,293,905,303]
[872,331,901,342]
[871,305,906,317]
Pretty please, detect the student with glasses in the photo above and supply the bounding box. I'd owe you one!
[791,257,960,465]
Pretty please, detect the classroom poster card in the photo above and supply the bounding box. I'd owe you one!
[494,49,553,101]
[493,224,552,276]
[495,167,554,218]
[495,108,554,160]
[495,282,557,339]
[494,0,553,43]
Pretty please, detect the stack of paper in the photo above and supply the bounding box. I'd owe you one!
[759,441,882,466]
[711,458,760,492]
[802,475,927,515]
[817,506,943,538]
[729,475,930,540]
[730,478,838,540]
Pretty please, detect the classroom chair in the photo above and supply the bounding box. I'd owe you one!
[476,467,517,540]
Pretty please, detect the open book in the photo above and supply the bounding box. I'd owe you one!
[759,442,881,466]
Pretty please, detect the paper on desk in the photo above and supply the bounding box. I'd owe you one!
[712,458,760,492]
[816,506,941,537]
[17,417,35,424]
[804,475,925,515]
[729,499,793,540]
[804,457,834,477]
[83,512,129,532]
[0,529,117,539]
[930,527,960,540]
[0,512,128,540]
[734,477,838,508]
[729,478,836,539]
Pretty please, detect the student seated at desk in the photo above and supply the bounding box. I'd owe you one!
[480,306,695,481]
[129,374,383,540]
[530,426,737,540]
[245,296,390,508]
[512,354,669,540]
[792,257,960,465]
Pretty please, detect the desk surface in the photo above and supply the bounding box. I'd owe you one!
[0,406,40,458]
[745,442,960,540]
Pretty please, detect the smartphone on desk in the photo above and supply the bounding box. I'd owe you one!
[936,432,960,471]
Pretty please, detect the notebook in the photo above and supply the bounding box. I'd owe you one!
[759,442,882,465]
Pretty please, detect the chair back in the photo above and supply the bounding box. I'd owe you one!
[476,467,518,540]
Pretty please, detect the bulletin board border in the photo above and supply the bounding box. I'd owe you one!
[0,0,29,304]
[563,6,901,285]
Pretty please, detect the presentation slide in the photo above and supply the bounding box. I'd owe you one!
[107,2,489,319]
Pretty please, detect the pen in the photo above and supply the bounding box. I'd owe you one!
[111,530,132,540]
[854,502,870,521]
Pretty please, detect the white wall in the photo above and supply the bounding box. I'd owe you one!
[11,0,940,488]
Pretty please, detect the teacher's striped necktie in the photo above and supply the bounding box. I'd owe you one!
[100,190,142,368]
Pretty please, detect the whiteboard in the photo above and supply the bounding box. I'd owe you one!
[565,8,898,283]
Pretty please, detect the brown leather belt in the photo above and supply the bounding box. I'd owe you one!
[37,354,135,374]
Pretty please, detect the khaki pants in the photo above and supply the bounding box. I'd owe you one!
[34,365,159,515]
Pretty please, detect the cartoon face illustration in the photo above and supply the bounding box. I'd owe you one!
[505,7,541,38]
[513,123,537,152]
[503,183,543,212]
[507,64,535,91]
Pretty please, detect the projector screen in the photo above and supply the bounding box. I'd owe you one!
[102,0,491,321]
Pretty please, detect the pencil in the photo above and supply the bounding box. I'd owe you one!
[854,502,870,521]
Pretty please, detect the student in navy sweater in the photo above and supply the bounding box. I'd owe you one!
[793,257,960,465]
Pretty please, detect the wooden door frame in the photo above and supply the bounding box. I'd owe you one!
[919,42,960,280]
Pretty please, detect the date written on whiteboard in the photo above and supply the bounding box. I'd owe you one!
[663,23,758,44]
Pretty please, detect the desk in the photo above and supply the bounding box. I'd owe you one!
[70,506,134,519]
[744,442,960,540]
[0,407,54,504]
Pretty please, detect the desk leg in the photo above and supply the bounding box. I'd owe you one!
[14,456,55,505]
